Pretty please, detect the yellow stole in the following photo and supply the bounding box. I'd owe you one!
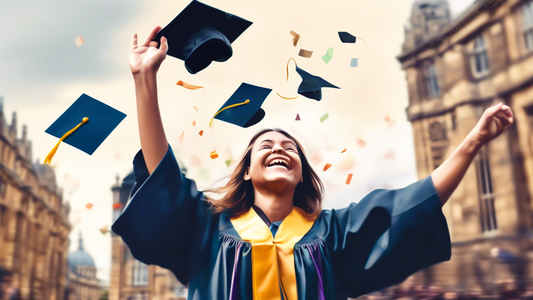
[230,206,315,300]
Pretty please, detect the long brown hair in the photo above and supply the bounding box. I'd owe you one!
[203,128,324,220]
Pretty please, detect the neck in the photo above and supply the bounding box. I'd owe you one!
[253,187,294,223]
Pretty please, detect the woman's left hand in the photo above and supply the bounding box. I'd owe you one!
[470,102,514,146]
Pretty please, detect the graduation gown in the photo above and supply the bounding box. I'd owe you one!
[112,145,451,300]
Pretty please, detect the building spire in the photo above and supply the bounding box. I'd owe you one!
[78,231,84,251]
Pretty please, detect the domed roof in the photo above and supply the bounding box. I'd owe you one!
[68,233,95,268]
[33,162,57,192]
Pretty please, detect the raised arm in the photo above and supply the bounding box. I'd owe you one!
[431,102,514,207]
[130,26,169,174]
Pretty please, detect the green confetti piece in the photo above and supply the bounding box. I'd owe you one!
[225,159,232,167]
[322,47,334,64]
[320,113,329,123]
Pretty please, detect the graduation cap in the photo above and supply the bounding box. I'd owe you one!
[44,94,126,165]
[338,31,356,43]
[284,58,339,101]
[153,1,252,74]
[210,83,272,128]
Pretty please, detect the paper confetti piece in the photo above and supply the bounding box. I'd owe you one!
[384,115,390,122]
[176,80,203,90]
[199,130,204,136]
[383,149,395,159]
[276,92,298,100]
[357,138,367,148]
[193,106,198,112]
[99,226,109,235]
[225,159,232,167]
[322,47,334,64]
[341,148,347,153]
[323,163,332,171]
[112,203,122,210]
[295,113,301,121]
[290,30,300,46]
[346,173,353,185]
[75,36,84,47]
[350,58,358,67]
[85,203,93,209]
[192,121,196,126]
[178,131,184,144]
[319,113,329,123]
[210,151,219,159]
[298,49,313,58]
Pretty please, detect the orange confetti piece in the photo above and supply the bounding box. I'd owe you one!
[193,105,198,112]
[323,163,332,171]
[384,115,390,122]
[99,226,109,235]
[85,203,93,209]
[192,121,196,126]
[178,131,184,144]
[346,173,353,185]
[357,138,367,147]
[176,80,203,90]
[75,36,84,47]
[299,49,313,58]
[210,151,219,159]
[290,30,300,46]
[199,130,204,136]
[341,148,347,153]
[112,203,122,210]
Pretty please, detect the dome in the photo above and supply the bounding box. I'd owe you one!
[33,162,57,192]
[68,232,95,268]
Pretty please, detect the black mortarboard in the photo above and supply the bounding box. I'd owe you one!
[153,1,252,74]
[211,83,272,128]
[295,66,340,101]
[338,31,356,43]
[44,94,126,164]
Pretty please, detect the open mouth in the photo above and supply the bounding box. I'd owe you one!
[266,159,290,170]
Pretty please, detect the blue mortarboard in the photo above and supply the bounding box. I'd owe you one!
[338,31,356,43]
[210,83,272,128]
[295,66,339,101]
[44,94,126,164]
[153,1,252,74]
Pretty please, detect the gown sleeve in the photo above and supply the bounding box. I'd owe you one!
[330,175,451,298]
[111,144,216,285]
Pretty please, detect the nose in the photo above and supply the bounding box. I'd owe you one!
[271,144,284,154]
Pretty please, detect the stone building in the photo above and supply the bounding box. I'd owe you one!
[0,97,71,299]
[109,161,188,300]
[65,233,102,300]
[396,0,533,294]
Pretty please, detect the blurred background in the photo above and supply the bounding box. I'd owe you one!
[2,0,533,299]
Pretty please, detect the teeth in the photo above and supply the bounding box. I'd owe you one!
[267,159,289,168]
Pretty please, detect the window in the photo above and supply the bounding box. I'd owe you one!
[132,260,148,286]
[522,1,533,50]
[470,35,490,76]
[425,63,440,98]
[476,145,497,232]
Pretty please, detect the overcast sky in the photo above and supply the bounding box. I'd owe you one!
[0,0,474,283]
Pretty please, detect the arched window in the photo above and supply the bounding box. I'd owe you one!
[470,35,490,77]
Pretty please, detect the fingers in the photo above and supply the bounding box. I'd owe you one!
[160,36,168,54]
[131,33,138,50]
[141,26,162,47]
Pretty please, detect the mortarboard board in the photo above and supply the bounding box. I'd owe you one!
[44,94,126,164]
[210,83,272,128]
[295,66,339,100]
[338,31,356,43]
[153,1,252,74]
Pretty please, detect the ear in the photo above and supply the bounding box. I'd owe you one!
[244,167,251,181]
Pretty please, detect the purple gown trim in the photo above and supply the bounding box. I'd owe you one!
[306,244,325,300]
[229,241,243,300]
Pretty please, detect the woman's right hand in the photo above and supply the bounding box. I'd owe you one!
[130,26,168,75]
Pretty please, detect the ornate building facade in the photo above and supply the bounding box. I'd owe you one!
[0,97,71,299]
[109,164,187,300]
[65,233,102,300]
[397,0,533,294]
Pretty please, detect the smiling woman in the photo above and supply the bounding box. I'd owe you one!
[111,25,456,300]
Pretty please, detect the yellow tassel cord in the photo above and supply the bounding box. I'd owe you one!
[44,117,89,165]
[209,100,250,129]
[276,57,299,100]
[355,36,368,47]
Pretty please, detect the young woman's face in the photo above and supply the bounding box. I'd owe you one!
[244,131,303,191]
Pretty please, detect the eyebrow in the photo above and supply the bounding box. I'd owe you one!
[259,139,297,147]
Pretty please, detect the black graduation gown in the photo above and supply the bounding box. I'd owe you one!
[112,145,451,300]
